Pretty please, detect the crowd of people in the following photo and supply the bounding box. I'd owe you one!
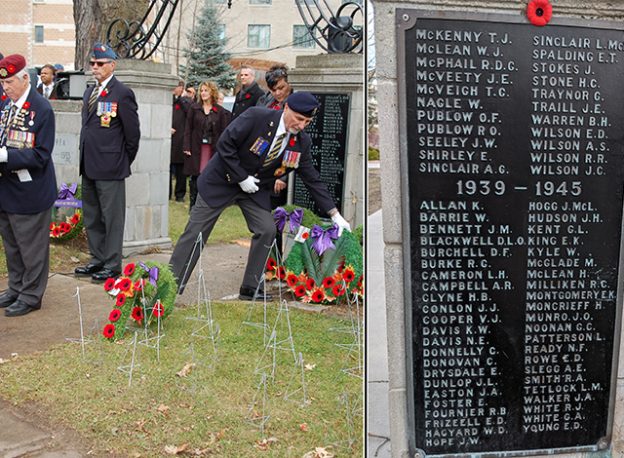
[0,43,350,316]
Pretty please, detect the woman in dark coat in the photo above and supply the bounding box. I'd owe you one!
[183,81,232,209]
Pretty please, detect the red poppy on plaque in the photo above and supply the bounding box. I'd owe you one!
[527,0,552,26]
[245,93,251,99]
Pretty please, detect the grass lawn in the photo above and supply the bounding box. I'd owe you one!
[0,302,363,457]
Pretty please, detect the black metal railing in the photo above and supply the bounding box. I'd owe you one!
[296,0,363,53]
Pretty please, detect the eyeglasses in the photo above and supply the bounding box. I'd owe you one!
[89,61,112,67]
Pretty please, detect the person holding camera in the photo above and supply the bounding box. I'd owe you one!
[183,81,231,209]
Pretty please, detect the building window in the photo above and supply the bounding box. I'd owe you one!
[293,25,315,48]
[34,25,44,43]
[250,0,271,4]
[247,25,270,49]
[217,24,226,41]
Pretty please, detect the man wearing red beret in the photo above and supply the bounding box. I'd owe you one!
[0,54,58,316]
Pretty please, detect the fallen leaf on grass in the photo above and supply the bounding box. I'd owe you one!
[10,353,18,359]
[304,363,316,371]
[299,423,308,432]
[164,443,188,455]
[70,256,80,263]
[135,419,149,434]
[157,404,170,415]
[176,362,196,377]
[255,437,278,451]
[303,446,334,458]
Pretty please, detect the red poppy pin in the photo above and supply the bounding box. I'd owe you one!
[245,93,251,99]
[101,89,108,97]
[174,104,180,110]
[289,136,297,147]
[7,64,15,74]
[527,0,552,27]
[22,101,30,110]
[1,94,6,101]
[212,106,218,112]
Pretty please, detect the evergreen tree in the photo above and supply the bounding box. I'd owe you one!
[180,4,235,90]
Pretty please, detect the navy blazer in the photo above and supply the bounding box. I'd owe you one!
[0,85,57,214]
[79,75,140,180]
[197,107,335,213]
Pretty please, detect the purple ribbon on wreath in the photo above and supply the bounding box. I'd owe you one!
[274,207,303,233]
[57,182,77,200]
[310,224,339,256]
[139,262,159,287]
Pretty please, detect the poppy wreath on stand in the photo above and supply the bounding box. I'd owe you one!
[101,261,177,341]
[266,206,363,304]
[49,182,83,241]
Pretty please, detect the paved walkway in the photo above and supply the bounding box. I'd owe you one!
[0,242,249,457]
[367,209,391,457]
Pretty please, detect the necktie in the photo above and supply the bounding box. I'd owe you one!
[88,83,100,113]
[263,133,286,166]
[44,86,50,99]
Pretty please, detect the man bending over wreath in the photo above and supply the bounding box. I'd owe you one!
[169,92,350,301]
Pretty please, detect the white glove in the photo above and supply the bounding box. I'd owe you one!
[239,175,260,193]
[0,146,7,163]
[331,212,351,236]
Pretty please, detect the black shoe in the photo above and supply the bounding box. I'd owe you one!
[5,299,39,317]
[239,286,273,301]
[0,291,17,308]
[91,269,121,282]
[75,263,103,275]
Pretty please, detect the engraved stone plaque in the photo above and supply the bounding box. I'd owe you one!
[293,92,350,216]
[399,9,624,456]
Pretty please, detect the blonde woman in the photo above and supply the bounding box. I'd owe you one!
[183,81,231,209]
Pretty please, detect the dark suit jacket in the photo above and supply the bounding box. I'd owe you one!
[232,81,264,119]
[0,86,57,214]
[36,83,58,100]
[79,75,141,180]
[183,103,231,176]
[197,107,334,213]
[171,95,190,164]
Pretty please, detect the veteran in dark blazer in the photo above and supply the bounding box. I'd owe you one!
[170,92,351,301]
[0,54,57,316]
[75,43,141,282]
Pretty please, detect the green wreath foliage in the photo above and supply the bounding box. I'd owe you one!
[102,261,177,341]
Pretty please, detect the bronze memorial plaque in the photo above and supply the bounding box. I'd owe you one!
[399,9,624,456]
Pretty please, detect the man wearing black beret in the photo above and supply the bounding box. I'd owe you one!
[170,92,351,300]
[74,42,141,282]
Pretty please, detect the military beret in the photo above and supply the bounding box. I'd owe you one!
[286,92,319,117]
[0,54,26,79]
[91,42,117,60]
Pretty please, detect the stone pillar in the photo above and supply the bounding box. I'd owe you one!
[289,53,364,228]
[51,60,178,255]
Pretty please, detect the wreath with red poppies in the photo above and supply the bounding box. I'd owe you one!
[266,207,363,305]
[101,261,177,341]
[527,0,552,27]
[50,183,83,241]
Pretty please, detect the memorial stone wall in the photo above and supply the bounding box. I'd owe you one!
[374,1,624,457]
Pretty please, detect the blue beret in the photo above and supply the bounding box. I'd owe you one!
[91,42,117,60]
[286,92,319,117]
